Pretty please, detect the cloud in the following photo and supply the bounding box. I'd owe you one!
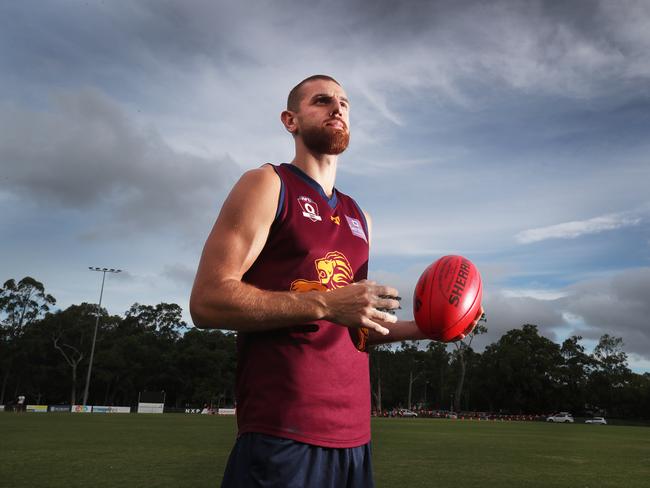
[515,212,644,244]
[560,267,650,356]
[0,89,238,236]
[338,0,650,105]
[501,288,567,300]
[4,1,650,121]
[468,267,650,360]
[161,263,197,287]
[3,1,650,180]
[479,290,567,341]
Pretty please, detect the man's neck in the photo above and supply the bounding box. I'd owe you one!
[291,147,339,197]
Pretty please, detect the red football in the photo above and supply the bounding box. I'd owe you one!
[413,255,483,342]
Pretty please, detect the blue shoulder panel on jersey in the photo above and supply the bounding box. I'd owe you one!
[270,164,286,222]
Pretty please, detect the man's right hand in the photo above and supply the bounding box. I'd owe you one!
[320,280,401,335]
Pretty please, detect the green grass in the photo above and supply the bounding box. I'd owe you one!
[372,419,650,487]
[1,414,649,487]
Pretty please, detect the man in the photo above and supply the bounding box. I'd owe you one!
[190,75,481,487]
[16,394,25,413]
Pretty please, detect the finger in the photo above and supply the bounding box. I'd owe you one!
[375,297,401,310]
[376,307,398,316]
[373,285,399,298]
[379,295,402,301]
[474,307,485,323]
[361,316,389,335]
[376,308,395,316]
[373,308,398,324]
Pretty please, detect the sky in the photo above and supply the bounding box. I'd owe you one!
[1,0,649,372]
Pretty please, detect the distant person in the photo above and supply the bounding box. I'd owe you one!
[191,75,483,487]
[16,394,25,413]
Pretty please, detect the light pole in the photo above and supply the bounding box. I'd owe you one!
[82,267,122,407]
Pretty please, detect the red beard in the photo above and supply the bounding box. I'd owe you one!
[301,125,350,155]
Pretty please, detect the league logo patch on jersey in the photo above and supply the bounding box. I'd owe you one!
[345,216,367,243]
[297,196,322,222]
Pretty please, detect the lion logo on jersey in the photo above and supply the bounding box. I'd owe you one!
[291,251,353,292]
[290,251,368,352]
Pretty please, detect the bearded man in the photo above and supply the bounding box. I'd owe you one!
[190,75,479,487]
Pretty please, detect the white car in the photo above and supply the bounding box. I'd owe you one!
[546,412,574,423]
[585,417,607,425]
[398,409,418,417]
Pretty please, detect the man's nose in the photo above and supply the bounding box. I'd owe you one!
[330,99,343,115]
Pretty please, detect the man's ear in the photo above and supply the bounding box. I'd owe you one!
[281,110,298,135]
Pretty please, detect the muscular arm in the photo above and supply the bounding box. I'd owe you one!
[189,166,399,334]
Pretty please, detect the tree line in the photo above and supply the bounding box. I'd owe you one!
[1,277,649,418]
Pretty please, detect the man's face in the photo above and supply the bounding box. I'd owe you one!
[294,79,350,155]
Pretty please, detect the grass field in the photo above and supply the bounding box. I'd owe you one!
[1,414,649,487]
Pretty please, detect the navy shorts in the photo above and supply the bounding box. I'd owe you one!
[220,433,375,488]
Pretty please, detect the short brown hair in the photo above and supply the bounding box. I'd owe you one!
[287,75,341,112]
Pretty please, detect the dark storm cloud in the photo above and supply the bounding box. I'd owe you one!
[3,0,650,155]
[0,1,259,108]
[0,89,237,233]
[481,293,566,341]
[5,0,649,104]
[562,268,650,357]
[465,268,650,359]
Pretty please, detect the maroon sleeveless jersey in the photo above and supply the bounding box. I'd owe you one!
[236,163,371,448]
